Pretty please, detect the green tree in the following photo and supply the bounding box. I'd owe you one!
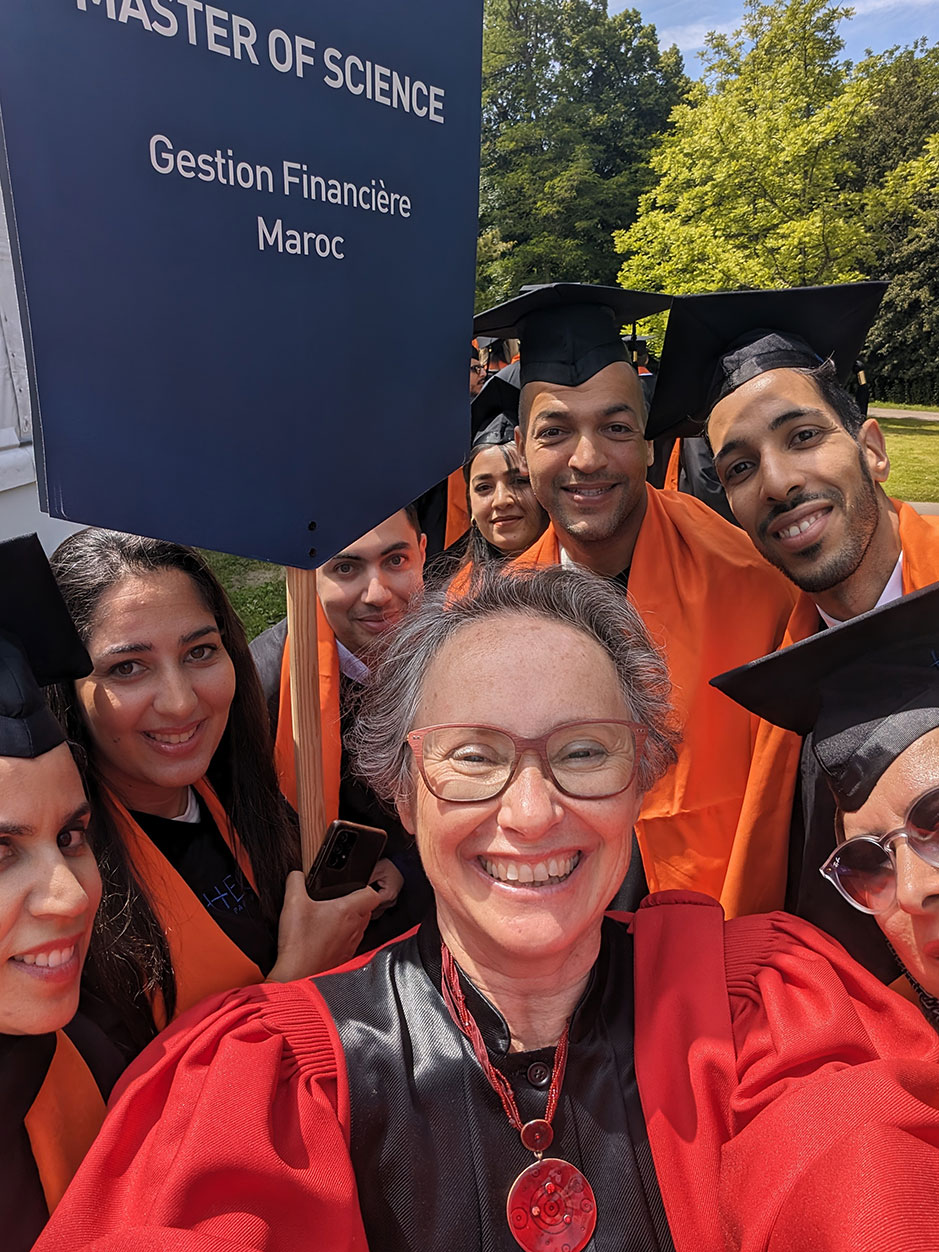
[845,41,939,190]
[614,0,878,296]
[866,135,939,404]
[477,0,687,308]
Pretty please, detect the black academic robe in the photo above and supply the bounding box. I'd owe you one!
[1,1018,123,1252]
[316,916,673,1252]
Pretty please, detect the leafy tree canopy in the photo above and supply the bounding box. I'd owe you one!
[866,134,939,403]
[477,0,688,308]
[614,0,879,295]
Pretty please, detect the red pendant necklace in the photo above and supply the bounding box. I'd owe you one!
[440,942,598,1252]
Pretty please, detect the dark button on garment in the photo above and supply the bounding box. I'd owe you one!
[526,1061,551,1089]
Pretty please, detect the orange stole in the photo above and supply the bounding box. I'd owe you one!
[507,485,798,913]
[24,1031,106,1212]
[273,596,342,826]
[106,779,262,1025]
[444,467,470,548]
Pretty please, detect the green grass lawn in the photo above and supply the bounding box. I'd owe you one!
[201,549,285,641]
[879,417,939,503]
[872,401,939,414]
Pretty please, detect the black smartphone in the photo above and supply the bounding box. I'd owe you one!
[305,820,387,901]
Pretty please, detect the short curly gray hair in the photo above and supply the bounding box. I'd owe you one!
[350,563,679,807]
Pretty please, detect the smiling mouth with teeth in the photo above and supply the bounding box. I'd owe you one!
[12,945,77,969]
[479,852,582,887]
[145,726,200,745]
[773,509,829,540]
[564,485,613,497]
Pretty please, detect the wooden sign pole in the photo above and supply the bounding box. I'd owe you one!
[285,565,327,872]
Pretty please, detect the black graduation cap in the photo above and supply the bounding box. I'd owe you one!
[0,533,91,759]
[711,583,939,812]
[622,332,649,364]
[645,282,887,440]
[470,362,521,444]
[473,283,672,389]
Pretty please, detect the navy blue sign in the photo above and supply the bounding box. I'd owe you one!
[0,0,481,567]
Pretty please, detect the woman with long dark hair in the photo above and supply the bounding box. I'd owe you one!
[49,529,387,1056]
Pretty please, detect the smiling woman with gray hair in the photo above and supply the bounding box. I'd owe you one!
[36,565,939,1252]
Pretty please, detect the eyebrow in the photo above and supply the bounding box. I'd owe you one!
[534,400,638,420]
[713,406,828,465]
[330,542,411,565]
[97,624,219,658]
[0,801,92,838]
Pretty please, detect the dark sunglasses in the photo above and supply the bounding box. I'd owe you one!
[820,786,939,914]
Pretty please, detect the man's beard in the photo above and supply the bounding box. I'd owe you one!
[757,450,880,593]
[549,479,634,545]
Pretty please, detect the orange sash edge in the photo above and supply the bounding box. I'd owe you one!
[24,1031,106,1212]
[663,440,681,493]
[444,467,470,549]
[273,599,341,827]
[893,497,939,595]
[104,788,262,1023]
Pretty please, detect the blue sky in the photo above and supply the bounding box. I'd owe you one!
[610,0,939,72]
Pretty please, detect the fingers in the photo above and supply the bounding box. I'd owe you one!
[338,884,386,917]
[370,858,404,904]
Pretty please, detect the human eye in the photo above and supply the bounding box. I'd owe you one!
[473,482,494,496]
[0,837,13,866]
[386,553,409,569]
[511,473,531,489]
[331,561,356,577]
[721,458,755,487]
[57,822,90,854]
[790,426,823,447]
[450,742,503,768]
[105,658,145,679]
[187,642,220,663]
[533,422,568,443]
[553,737,611,768]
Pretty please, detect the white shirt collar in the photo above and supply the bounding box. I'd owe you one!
[337,639,370,683]
[170,786,201,824]
[817,551,904,629]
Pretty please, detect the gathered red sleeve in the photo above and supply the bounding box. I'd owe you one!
[721,911,939,1252]
[34,981,369,1252]
[633,893,939,1252]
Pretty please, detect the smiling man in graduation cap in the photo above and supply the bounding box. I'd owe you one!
[649,283,939,963]
[714,582,939,1004]
[472,283,798,913]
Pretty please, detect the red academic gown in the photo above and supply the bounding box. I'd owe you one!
[34,895,939,1252]
[506,486,798,914]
